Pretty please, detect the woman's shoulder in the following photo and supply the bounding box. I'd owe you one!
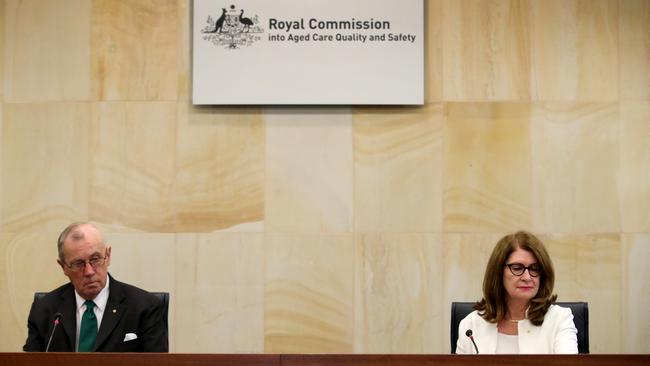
[544,303,574,322]
[548,303,572,314]
[459,309,485,325]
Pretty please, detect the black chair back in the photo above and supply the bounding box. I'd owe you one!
[450,301,589,354]
[34,291,170,340]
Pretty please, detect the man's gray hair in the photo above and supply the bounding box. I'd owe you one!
[57,222,105,261]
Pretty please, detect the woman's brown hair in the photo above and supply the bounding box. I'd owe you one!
[474,231,557,326]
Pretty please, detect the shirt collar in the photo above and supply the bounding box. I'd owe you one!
[74,275,110,312]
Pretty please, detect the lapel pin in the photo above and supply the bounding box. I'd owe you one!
[112,309,117,314]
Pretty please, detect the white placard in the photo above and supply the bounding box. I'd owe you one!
[193,0,423,105]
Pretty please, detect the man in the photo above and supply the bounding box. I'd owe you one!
[23,222,168,352]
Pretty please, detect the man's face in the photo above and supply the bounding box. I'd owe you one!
[57,225,111,300]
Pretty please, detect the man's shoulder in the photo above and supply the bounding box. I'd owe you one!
[28,282,74,317]
[37,282,73,302]
[109,276,163,306]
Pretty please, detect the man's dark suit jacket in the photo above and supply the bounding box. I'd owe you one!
[23,274,168,352]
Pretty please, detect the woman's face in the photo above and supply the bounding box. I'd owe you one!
[503,247,540,304]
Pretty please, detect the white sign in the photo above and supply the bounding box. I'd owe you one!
[193,0,423,105]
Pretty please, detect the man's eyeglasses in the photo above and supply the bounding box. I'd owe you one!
[505,263,541,277]
[63,253,108,272]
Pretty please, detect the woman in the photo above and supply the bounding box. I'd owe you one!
[456,231,578,354]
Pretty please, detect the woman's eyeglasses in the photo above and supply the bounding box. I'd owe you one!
[505,263,541,277]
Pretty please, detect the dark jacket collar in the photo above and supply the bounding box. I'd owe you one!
[94,273,126,350]
[57,273,125,351]
[57,284,77,349]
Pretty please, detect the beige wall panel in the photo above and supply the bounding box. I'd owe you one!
[174,105,265,232]
[425,0,442,103]
[104,233,176,295]
[443,0,530,101]
[531,0,618,101]
[0,0,5,102]
[89,102,176,232]
[354,233,443,353]
[175,233,264,353]
[265,110,353,234]
[620,102,650,232]
[443,103,531,232]
[0,103,3,230]
[546,234,621,353]
[531,103,620,233]
[622,234,650,353]
[443,233,503,351]
[354,105,442,233]
[1,103,89,232]
[177,0,191,101]
[0,231,67,352]
[4,0,91,102]
[619,0,650,100]
[265,234,354,353]
[91,0,181,101]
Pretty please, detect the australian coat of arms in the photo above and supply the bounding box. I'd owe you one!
[202,5,264,49]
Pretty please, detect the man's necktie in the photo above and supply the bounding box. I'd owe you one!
[78,300,97,352]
